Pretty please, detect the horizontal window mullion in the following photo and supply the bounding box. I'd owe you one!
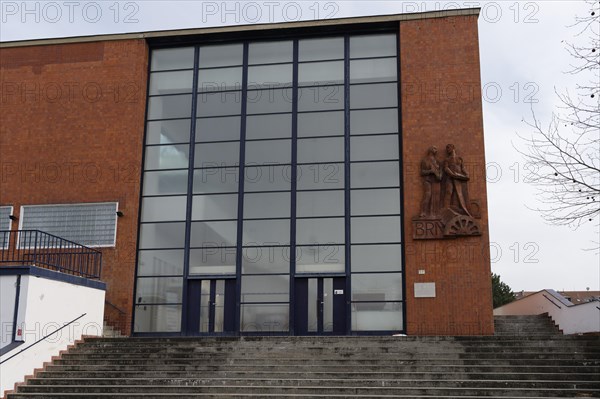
[148,91,194,98]
[198,64,244,70]
[349,55,398,61]
[151,67,194,73]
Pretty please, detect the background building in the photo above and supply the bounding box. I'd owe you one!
[0,8,493,336]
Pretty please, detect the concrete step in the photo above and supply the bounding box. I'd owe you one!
[48,357,600,367]
[56,350,600,359]
[14,384,600,396]
[33,370,600,381]
[22,377,600,390]
[42,363,600,373]
[8,394,596,398]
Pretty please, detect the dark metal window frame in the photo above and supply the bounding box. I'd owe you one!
[133,22,405,336]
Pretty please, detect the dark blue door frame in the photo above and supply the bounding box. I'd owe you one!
[186,279,236,335]
[294,277,346,335]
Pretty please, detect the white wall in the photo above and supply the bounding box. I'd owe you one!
[494,290,600,335]
[0,276,18,349]
[0,275,105,396]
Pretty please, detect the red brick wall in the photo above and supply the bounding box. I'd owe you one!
[400,15,494,335]
[0,39,148,335]
[1,15,493,336]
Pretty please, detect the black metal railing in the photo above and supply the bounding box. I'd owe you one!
[0,230,102,279]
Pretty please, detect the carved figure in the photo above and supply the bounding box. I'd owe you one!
[441,144,471,217]
[419,146,442,217]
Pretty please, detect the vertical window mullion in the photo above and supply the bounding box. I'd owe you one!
[235,42,249,332]
[181,45,201,334]
[290,39,299,334]
[396,31,406,334]
[343,35,352,335]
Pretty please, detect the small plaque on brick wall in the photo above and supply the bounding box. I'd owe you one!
[414,282,436,298]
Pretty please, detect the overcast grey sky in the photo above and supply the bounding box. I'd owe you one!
[1,1,598,291]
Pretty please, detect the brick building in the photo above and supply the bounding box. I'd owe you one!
[0,8,493,336]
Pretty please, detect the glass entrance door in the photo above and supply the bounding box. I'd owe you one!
[186,279,236,334]
[295,277,346,335]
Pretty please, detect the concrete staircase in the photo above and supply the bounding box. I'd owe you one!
[494,314,563,337]
[6,316,600,398]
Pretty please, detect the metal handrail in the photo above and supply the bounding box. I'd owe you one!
[0,313,86,364]
[0,230,102,279]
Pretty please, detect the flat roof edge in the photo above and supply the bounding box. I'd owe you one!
[0,8,480,48]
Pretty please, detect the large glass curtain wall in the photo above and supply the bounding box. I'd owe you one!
[134,32,403,334]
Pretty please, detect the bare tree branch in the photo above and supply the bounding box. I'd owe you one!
[517,1,599,238]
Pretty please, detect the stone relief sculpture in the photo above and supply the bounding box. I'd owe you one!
[419,146,442,218]
[413,144,481,240]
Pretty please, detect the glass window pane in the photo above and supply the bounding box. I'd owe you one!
[350,109,398,135]
[196,116,240,142]
[192,194,238,220]
[352,273,402,301]
[189,248,236,275]
[297,190,344,217]
[351,188,400,215]
[351,83,398,109]
[351,244,402,273]
[351,216,401,243]
[243,219,290,246]
[246,114,291,139]
[351,135,399,161]
[351,162,400,188]
[198,67,242,92]
[141,196,187,222]
[297,137,344,163]
[191,221,237,247]
[350,58,397,84]
[136,277,183,304]
[248,41,293,65]
[137,250,185,276]
[245,139,290,165]
[298,61,344,86]
[298,86,344,112]
[350,34,397,58]
[143,170,188,196]
[151,47,194,71]
[241,304,289,332]
[149,70,193,95]
[242,246,290,274]
[247,88,293,114]
[139,222,186,249]
[244,165,292,192]
[244,192,290,219]
[193,167,239,194]
[199,44,243,68]
[248,64,292,87]
[134,305,182,332]
[296,245,344,273]
[299,37,344,61]
[197,91,242,117]
[297,164,344,190]
[145,145,189,170]
[146,120,190,145]
[296,218,344,245]
[298,111,344,137]
[195,142,239,168]
[148,94,192,120]
[241,275,289,302]
[352,302,402,331]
